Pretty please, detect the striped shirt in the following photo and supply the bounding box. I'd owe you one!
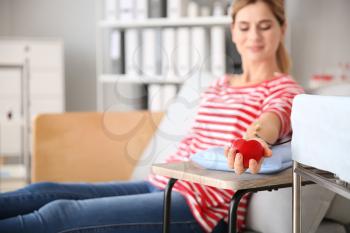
[149,74,304,232]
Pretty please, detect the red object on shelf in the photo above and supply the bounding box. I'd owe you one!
[311,74,333,81]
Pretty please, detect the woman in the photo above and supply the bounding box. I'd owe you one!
[0,0,304,232]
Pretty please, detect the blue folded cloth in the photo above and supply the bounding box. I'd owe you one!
[190,142,292,174]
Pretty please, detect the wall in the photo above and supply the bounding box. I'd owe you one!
[2,0,349,109]
[1,0,97,111]
[0,0,11,36]
[287,0,350,87]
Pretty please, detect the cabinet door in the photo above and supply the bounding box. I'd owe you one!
[30,97,64,120]
[0,120,22,156]
[30,72,64,96]
[0,68,22,120]
[25,41,63,69]
[0,40,25,64]
[25,40,65,115]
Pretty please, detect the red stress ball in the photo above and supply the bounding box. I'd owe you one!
[231,139,265,168]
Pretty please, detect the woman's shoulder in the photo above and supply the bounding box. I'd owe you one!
[268,73,303,87]
[211,75,230,86]
[267,74,305,94]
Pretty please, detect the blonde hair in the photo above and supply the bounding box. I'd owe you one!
[231,0,290,73]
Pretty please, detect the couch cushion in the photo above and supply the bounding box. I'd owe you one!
[131,73,216,179]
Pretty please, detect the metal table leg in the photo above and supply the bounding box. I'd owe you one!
[228,189,251,233]
[163,178,177,233]
[293,161,301,233]
[162,176,299,233]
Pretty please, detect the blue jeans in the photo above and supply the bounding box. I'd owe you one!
[0,181,227,233]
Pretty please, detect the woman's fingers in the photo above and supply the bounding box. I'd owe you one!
[234,153,245,175]
[224,146,229,158]
[249,157,264,174]
[227,147,235,168]
[257,157,264,171]
[249,159,258,174]
[264,147,272,157]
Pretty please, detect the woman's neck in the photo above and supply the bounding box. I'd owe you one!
[241,59,281,84]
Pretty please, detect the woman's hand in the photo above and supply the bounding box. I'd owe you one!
[224,138,272,175]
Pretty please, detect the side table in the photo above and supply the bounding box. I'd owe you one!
[293,161,350,233]
[152,161,294,233]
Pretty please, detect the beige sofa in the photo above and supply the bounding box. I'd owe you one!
[32,110,348,233]
[32,111,163,182]
[32,78,350,233]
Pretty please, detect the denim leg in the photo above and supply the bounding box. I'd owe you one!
[0,180,156,219]
[0,190,205,233]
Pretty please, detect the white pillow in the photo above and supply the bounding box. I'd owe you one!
[131,73,216,180]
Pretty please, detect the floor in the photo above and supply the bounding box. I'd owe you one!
[0,157,27,192]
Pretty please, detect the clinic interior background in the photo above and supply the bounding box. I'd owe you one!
[0,0,349,112]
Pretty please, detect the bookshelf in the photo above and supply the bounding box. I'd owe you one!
[99,16,231,29]
[100,74,185,84]
[96,0,238,112]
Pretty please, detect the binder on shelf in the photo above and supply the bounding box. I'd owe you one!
[211,1,226,77]
[162,28,176,79]
[148,0,166,18]
[148,84,162,111]
[146,0,165,111]
[162,84,178,110]
[119,0,135,20]
[211,27,226,77]
[104,0,118,20]
[135,0,148,20]
[189,2,210,74]
[125,30,140,76]
[167,0,189,18]
[121,0,146,110]
[142,29,158,77]
[108,30,123,74]
[176,27,191,79]
[135,0,148,75]
[147,0,163,76]
[122,0,139,75]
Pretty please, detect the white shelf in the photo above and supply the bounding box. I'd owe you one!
[0,62,24,69]
[99,16,231,29]
[0,164,26,179]
[100,74,186,84]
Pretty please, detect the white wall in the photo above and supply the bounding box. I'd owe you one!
[287,0,350,87]
[2,0,349,109]
[1,0,97,111]
[0,0,11,36]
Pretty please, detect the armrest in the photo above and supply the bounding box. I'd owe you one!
[32,111,163,183]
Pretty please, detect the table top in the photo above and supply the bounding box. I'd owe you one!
[152,161,292,190]
[295,163,350,199]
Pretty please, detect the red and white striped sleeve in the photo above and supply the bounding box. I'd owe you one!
[262,77,304,138]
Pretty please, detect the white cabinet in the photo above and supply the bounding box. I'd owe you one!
[0,39,65,119]
[0,120,22,156]
[0,38,65,182]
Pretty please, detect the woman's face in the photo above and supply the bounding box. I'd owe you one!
[232,1,285,63]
